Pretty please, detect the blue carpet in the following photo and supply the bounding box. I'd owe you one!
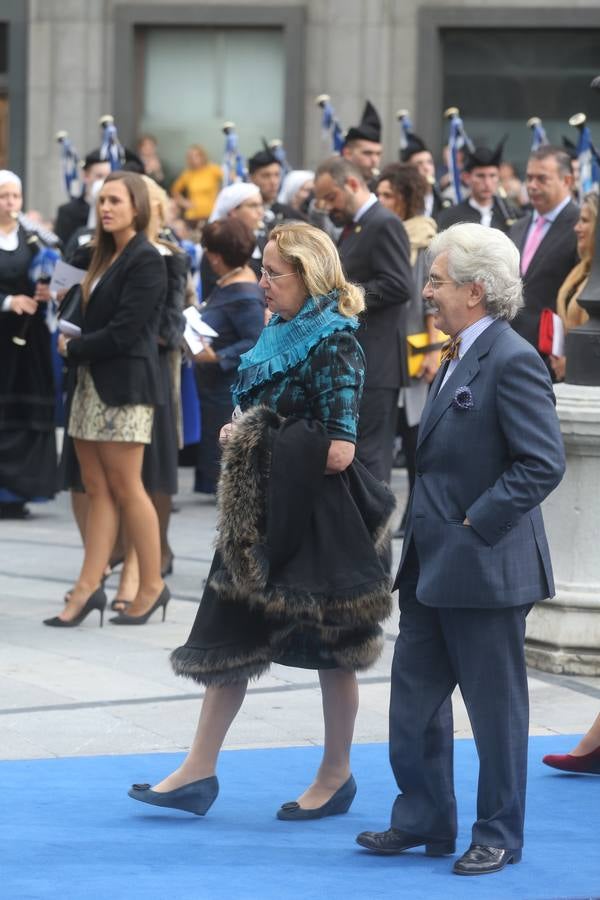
[2,736,599,900]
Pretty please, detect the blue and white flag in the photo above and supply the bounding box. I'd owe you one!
[99,117,124,171]
[222,123,247,186]
[528,118,548,152]
[56,132,82,199]
[397,111,413,154]
[317,95,345,153]
[29,246,60,285]
[269,140,291,179]
[446,112,474,204]
[575,123,600,196]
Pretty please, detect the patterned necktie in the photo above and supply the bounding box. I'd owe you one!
[440,336,461,363]
[520,216,547,275]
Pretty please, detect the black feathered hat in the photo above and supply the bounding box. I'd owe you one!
[463,137,506,172]
[248,148,280,174]
[83,146,144,173]
[400,133,429,163]
[122,149,145,173]
[561,136,578,161]
[344,100,382,145]
[83,149,103,169]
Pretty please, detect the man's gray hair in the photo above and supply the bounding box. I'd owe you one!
[427,223,523,320]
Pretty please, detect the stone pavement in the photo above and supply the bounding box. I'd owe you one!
[1,468,598,762]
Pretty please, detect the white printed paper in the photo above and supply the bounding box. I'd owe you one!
[58,319,82,338]
[49,260,86,293]
[551,313,565,358]
[183,306,219,338]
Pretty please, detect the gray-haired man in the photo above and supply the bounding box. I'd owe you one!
[357,223,565,876]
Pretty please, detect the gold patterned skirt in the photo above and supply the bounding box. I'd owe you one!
[68,367,154,444]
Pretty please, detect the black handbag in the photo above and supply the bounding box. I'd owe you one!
[57,283,83,328]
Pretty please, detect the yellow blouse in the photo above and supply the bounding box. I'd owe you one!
[171,164,223,220]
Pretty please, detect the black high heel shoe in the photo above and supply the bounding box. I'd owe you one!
[110,598,132,612]
[109,585,170,625]
[161,553,174,577]
[44,588,107,628]
[276,775,357,820]
[128,775,219,816]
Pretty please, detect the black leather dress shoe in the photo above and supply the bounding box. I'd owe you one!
[356,828,455,857]
[453,843,522,875]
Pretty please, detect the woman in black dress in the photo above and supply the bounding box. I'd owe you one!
[128,222,394,820]
[194,217,265,494]
[0,170,57,518]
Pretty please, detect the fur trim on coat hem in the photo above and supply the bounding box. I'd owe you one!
[209,570,393,628]
[170,644,272,687]
[329,629,385,671]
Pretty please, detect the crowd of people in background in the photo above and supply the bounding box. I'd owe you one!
[0,99,594,602]
[1,95,598,877]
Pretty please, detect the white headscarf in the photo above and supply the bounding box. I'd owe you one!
[278,170,314,206]
[208,183,261,223]
[0,170,22,191]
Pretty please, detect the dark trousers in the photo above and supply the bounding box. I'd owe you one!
[390,544,531,849]
[396,406,418,526]
[356,387,398,485]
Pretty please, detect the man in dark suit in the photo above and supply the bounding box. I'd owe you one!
[509,146,579,350]
[438,141,515,234]
[314,156,413,484]
[356,223,565,876]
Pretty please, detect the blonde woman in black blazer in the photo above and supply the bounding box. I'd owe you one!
[44,172,169,628]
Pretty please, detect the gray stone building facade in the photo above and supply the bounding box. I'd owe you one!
[1,0,599,219]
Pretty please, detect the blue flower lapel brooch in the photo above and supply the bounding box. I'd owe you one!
[452,385,474,410]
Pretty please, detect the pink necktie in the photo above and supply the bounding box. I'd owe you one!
[520,216,547,275]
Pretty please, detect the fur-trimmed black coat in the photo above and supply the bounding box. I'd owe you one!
[171,406,395,686]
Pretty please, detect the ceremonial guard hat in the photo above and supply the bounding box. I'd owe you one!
[344,100,382,144]
[463,138,506,171]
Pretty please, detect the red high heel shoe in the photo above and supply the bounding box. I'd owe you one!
[542,746,600,774]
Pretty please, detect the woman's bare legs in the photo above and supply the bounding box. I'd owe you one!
[112,532,140,609]
[59,440,120,621]
[152,681,248,792]
[70,490,88,542]
[570,713,600,755]
[151,491,174,573]
[149,669,356,800]
[99,442,163,614]
[70,490,125,566]
[296,668,359,809]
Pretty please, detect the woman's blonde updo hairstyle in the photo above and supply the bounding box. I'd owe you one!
[268,221,364,318]
[142,175,169,240]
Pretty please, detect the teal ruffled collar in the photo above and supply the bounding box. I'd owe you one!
[233,291,359,405]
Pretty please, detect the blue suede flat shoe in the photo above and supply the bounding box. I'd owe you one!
[128,775,219,816]
[276,775,357,820]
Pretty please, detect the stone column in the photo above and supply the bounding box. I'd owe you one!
[525,383,600,674]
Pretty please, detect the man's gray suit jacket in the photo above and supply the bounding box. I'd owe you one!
[395,318,565,609]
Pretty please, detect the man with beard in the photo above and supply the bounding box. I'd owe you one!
[314,156,413,487]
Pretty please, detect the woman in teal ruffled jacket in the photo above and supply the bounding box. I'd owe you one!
[126,222,395,823]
